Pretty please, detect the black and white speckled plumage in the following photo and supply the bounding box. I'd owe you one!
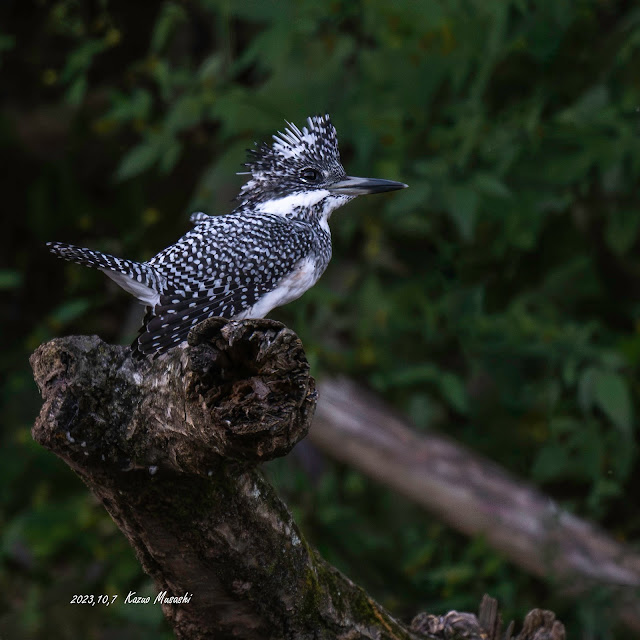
[48,115,406,357]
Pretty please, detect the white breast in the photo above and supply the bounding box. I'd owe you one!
[236,256,319,319]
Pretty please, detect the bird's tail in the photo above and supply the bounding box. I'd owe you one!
[48,241,138,273]
[47,241,164,307]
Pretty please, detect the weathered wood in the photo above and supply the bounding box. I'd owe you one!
[30,319,422,640]
[311,377,640,633]
[30,318,565,639]
[32,318,314,473]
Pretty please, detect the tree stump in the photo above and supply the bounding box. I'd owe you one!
[30,317,565,640]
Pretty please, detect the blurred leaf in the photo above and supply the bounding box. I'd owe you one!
[159,139,183,173]
[151,2,188,53]
[48,299,91,326]
[592,370,633,435]
[532,442,571,482]
[115,138,164,181]
[605,209,640,256]
[58,38,106,106]
[0,269,23,290]
[65,75,87,106]
[198,53,223,82]
[0,33,15,51]
[165,94,207,133]
[439,372,469,415]
[472,173,511,199]
[103,89,153,124]
[558,85,609,124]
[443,184,478,240]
[579,367,633,434]
[0,33,16,69]
[374,364,468,414]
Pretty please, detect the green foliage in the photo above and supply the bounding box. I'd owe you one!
[3,0,640,637]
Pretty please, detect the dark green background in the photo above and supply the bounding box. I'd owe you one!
[2,1,640,637]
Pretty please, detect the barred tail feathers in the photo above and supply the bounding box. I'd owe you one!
[47,241,163,306]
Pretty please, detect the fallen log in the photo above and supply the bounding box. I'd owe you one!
[312,377,640,633]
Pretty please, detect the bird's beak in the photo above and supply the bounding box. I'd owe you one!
[328,176,408,196]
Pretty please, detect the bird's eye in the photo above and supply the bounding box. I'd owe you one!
[300,168,321,183]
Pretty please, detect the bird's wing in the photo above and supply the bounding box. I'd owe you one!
[135,216,314,357]
[135,281,271,356]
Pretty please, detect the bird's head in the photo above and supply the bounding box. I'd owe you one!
[237,114,407,220]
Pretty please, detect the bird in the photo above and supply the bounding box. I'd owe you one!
[47,114,407,358]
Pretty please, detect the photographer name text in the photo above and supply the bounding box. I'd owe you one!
[70,591,192,606]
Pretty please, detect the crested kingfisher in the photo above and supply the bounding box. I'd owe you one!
[48,114,407,357]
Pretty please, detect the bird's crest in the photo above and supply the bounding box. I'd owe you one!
[238,114,343,204]
[270,114,337,161]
